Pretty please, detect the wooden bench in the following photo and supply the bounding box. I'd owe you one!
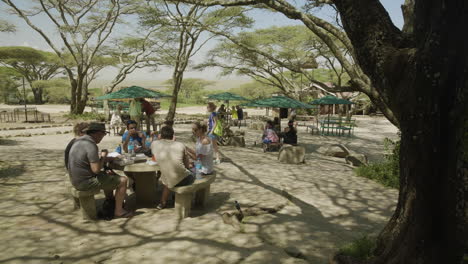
[70,187,100,221]
[170,172,216,219]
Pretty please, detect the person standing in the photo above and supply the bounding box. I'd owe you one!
[231,106,238,126]
[68,123,131,218]
[140,98,156,135]
[129,98,142,129]
[151,125,195,209]
[236,105,244,128]
[217,104,227,120]
[207,102,221,164]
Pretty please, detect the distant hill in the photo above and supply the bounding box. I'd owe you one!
[89,79,252,91]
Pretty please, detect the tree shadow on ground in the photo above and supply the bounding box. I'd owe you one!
[0,139,19,146]
[0,124,397,264]
[0,163,25,179]
[191,191,231,218]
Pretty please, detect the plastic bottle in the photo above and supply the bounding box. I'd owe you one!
[145,135,151,148]
[116,144,122,154]
[128,140,135,157]
[194,158,202,179]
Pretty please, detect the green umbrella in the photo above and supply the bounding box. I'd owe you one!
[309,95,354,121]
[207,92,249,101]
[95,86,171,101]
[309,95,354,105]
[242,96,313,109]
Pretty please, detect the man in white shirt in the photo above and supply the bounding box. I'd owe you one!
[151,125,194,209]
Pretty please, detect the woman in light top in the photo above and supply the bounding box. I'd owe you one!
[207,102,221,164]
[186,121,214,174]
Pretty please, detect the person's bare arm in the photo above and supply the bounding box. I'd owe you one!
[209,115,217,134]
[122,134,130,153]
[186,146,196,160]
[90,151,107,174]
[140,132,146,147]
[183,149,191,169]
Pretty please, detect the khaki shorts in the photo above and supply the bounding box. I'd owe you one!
[76,172,121,191]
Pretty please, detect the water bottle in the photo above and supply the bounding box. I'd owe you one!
[116,144,122,154]
[128,140,135,157]
[195,158,202,179]
[145,135,151,148]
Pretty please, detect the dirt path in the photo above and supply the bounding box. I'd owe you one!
[0,114,398,264]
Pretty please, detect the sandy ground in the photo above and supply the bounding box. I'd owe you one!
[0,105,399,264]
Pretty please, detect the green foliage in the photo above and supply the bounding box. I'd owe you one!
[227,81,281,100]
[164,78,215,104]
[355,138,400,188]
[338,235,376,260]
[33,78,71,104]
[88,88,104,97]
[310,68,350,85]
[158,99,200,109]
[63,111,106,121]
[0,66,22,103]
[0,46,63,103]
[202,25,351,95]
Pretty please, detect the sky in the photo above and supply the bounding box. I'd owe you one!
[0,0,404,85]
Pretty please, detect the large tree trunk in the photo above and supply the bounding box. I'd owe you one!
[69,73,88,115]
[166,71,183,122]
[331,0,467,263]
[70,79,78,114]
[31,87,43,104]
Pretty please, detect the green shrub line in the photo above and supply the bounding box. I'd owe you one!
[354,138,400,189]
[63,112,106,121]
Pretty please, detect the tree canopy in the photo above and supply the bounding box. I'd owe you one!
[1,0,137,113]
[0,46,63,103]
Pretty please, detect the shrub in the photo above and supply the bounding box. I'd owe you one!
[63,111,106,121]
[338,235,376,261]
[354,138,400,188]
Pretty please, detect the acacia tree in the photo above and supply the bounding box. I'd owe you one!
[1,0,136,114]
[179,0,467,263]
[199,25,357,99]
[138,1,253,121]
[104,34,162,93]
[180,0,398,127]
[0,46,63,104]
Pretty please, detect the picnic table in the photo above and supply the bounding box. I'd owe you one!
[112,160,160,207]
[319,116,356,136]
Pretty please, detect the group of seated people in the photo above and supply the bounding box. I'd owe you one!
[262,118,298,148]
[65,119,215,218]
